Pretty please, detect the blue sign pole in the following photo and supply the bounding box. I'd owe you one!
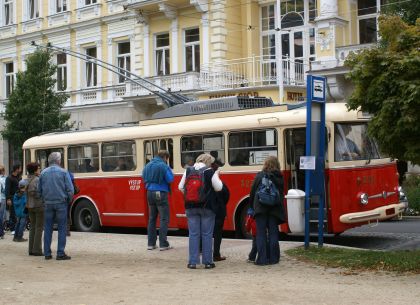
[304,77,312,249]
[304,75,326,249]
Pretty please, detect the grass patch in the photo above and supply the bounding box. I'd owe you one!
[286,246,420,274]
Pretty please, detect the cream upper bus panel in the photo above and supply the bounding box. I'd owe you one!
[23,103,356,150]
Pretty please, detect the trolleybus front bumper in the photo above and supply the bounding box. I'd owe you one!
[339,201,409,224]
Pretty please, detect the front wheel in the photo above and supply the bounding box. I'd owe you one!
[73,200,100,232]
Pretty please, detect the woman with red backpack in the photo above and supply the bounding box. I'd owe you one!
[249,156,285,265]
[178,153,223,269]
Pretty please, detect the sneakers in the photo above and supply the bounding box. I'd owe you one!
[187,264,196,269]
[10,231,15,235]
[13,237,27,242]
[247,258,256,263]
[45,255,53,260]
[147,245,157,250]
[56,254,71,261]
[204,263,216,269]
[159,245,173,251]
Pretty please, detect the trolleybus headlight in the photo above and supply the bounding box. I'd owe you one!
[398,186,407,201]
[360,193,369,205]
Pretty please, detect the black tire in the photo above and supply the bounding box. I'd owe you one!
[236,201,252,239]
[73,200,100,232]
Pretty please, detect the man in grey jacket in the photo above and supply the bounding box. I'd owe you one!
[38,152,74,260]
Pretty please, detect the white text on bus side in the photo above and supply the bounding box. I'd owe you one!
[128,179,141,191]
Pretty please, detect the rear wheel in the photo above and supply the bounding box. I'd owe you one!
[73,200,100,232]
[236,201,252,239]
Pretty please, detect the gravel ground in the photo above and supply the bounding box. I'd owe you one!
[0,232,419,305]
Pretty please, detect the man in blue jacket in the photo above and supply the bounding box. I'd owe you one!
[142,150,174,251]
[38,152,74,261]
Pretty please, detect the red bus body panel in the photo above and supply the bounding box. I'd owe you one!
[328,163,400,233]
[72,162,400,234]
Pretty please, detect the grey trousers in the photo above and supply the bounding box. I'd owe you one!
[28,207,44,255]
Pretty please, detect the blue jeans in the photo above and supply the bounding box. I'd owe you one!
[44,203,68,257]
[147,191,170,248]
[255,214,280,265]
[14,217,26,239]
[0,199,5,236]
[186,208,216,265]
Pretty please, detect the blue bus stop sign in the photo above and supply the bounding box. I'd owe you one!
[304,75,326,249]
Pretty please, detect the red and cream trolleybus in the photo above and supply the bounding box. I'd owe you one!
[22,98,407,236]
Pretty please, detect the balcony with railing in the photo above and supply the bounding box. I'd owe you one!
[200,55,308,91]
[65,57,307,107]
[336,43,376,66]
[125,71,200,96]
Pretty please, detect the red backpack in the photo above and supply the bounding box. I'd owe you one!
[184,167,207,204]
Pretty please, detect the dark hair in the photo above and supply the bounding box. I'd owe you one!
[26,162,40,175]
[157,150,170,159]
[12,164,21,173]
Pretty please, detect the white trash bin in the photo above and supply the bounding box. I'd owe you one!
[285,189,305,233]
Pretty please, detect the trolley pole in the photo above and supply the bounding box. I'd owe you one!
[302,75,326,249]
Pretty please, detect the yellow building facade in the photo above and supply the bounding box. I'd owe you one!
[0,0,383,166]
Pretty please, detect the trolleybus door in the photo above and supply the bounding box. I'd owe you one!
[285,128,306,191]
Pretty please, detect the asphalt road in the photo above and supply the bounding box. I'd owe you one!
[285,218,420,250]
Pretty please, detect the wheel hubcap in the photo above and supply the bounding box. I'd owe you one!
[80,208,93,229]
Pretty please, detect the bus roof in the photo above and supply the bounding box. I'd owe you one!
[22,103,365,149]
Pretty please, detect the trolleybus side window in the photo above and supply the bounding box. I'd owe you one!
[335,123,381,162]
[102,141,137,172]
[228,129,277,166]
[24,149,31,165]
[181,133,225,167]
[144,138,174,169]
[35,148,65,170]
[68,144,99,173]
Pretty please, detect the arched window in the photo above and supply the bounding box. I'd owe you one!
[281,12,304,29]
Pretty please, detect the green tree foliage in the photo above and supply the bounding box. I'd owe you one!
[2,48,71,159]
[382,0,420,25]
[345,16,420,164]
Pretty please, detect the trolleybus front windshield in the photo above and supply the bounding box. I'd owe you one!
[334,123,383,162]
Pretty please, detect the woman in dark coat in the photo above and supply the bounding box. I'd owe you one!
[249,156,285,265]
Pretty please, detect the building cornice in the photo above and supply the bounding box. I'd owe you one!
[190,0,208,13]
[158,3,177,19]
[101,12,136,23]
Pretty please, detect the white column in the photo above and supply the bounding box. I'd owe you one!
[96,40,102,103]
[201,12,209,65]
[66,53,71,90]
[319,0,338,18]
[76,44,82,105]
[171,18,178,74]
[107,39,113,86]
[143,24,150,77]
[129,34,135,74]
[276,0,283,103]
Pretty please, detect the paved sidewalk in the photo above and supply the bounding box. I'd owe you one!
[0,232,419,305]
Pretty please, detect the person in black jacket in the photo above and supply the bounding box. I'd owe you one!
[249,156,285,265]
[5,164,22,234]
[210,156,230,261]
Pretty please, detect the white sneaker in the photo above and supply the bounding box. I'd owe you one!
[10,231,15,235]
[160,245,173,251]
[147,245,157,250]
